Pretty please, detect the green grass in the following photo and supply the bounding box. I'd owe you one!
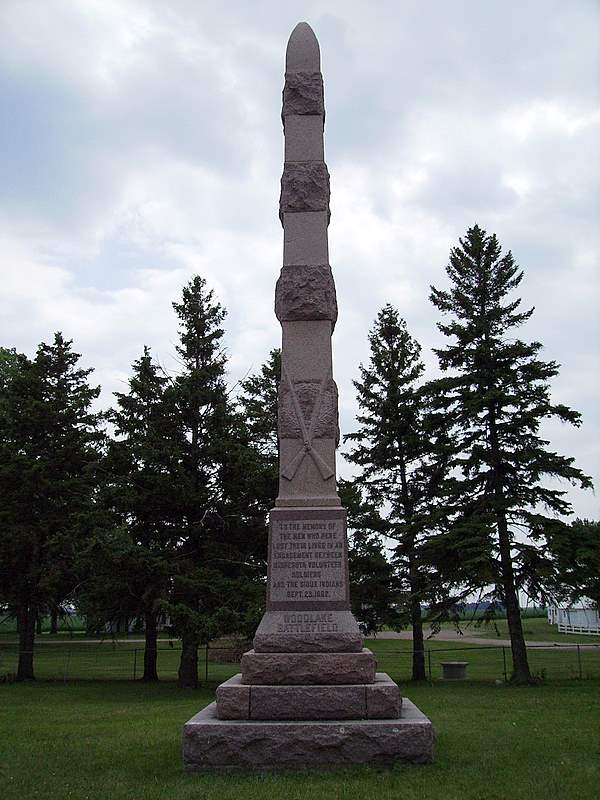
[1,678,598,800]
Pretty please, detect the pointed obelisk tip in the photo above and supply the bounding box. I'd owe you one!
[286,21,320,72]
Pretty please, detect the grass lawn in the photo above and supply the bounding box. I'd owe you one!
[1,677,598,800]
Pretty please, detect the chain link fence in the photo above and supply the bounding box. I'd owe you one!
[375,644,600,682]
[1,640,599,683]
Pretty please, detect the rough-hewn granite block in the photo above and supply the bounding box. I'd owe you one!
[241,648,376,685]
[216,675,249,720]
[279,162,330,220]
[183,698,434,770]
[366,673,402,719]
[282,71,324,117]
[215,673,400,721]
[275,265,338,326]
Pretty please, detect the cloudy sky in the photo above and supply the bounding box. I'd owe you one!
[1,0,598,519]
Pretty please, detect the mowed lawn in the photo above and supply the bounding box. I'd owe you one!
[1,677,598,800]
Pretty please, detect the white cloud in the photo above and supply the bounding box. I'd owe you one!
[0,0,598,519]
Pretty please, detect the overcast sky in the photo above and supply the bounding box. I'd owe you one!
[1,0,598,519]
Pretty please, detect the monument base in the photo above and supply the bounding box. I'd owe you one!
[241,647,376,684]
[254,609,362,653]
[183,699,434,771]
[215,672,400,719]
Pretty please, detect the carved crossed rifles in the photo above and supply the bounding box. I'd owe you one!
[280,364,335,482]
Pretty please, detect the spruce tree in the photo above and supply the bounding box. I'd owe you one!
[340,480,404,635]
[93,346,178,681]
[0,334,102,680]
[166,276,233,689]
[429,225,592,683]
[546,519,600,607]
[345,306,433,680]
[237,348,280,512]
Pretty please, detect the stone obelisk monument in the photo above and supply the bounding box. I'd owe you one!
[183,23,434,770]
[252,20,362,656]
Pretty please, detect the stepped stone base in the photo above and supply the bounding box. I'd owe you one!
[216,672,400,720]
[183,698,434,770]
[241,648,376,685]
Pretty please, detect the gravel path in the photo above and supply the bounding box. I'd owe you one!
[367,630,599,648]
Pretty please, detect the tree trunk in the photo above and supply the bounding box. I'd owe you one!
[50,607,58,635]
[16,604,36,681]
[409,553,427,680]
[36,613,42,635]
[488,406,532,684]
[177,633,199,689]
[143,609,159,682]
[397,456,426,682]
[497,512,532,683]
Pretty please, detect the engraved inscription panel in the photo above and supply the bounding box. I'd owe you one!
[270,518,346,603]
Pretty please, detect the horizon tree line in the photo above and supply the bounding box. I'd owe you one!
[0,225,596,685]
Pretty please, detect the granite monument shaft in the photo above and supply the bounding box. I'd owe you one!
[253,20,362,654]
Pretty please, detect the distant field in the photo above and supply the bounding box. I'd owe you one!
[1,678,598,800]
[433,615,600,644]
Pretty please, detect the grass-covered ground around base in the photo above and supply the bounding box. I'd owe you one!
[1,676,598,800]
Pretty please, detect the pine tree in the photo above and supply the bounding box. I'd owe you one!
[546,518,600,607]
[0,334,103,680]
[345,306,434,680]
[340,480,404,635]
[165,276,234,689]
[238,348,280,512]
[429,224,592,683]
[92,346,178,681]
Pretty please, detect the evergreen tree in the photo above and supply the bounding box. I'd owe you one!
[546,518,600,607]
[428,224,592,683]
[165,276,238,689]
[0,334,102,680]
[340,480,404,635]
[89,346,178,681]
[238,348,280,513]
[345,306,434,680]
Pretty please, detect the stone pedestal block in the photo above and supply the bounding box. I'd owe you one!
[215,673,400,721]
[241,648,376,685]
[183,698,434,770]
[253,609,362,653]
[215,677,250,720]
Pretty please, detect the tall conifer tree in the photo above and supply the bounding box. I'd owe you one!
[166,276,235,689]
[0,334,102,680]
[429,225,592,682]
[238,348,280,511]
[345,306,433,680]
[92,346,178,681]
